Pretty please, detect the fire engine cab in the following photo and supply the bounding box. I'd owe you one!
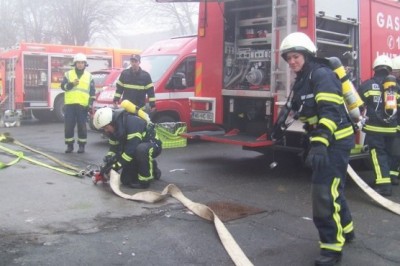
[157,0,400,156]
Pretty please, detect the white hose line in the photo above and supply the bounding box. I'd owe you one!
[109,170,254,266]
[347,165,400,215]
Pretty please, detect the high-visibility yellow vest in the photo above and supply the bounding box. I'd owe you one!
[64,70,92,106]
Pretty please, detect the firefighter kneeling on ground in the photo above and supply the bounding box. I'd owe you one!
[92,107,162,189]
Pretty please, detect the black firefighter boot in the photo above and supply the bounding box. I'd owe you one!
[77,144,85,154]
[65,144,74,153]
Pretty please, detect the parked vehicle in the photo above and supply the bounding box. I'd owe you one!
[157,0,400,157]
[91,68,123,95]
[0,43,140,122]
[92,36,204,131]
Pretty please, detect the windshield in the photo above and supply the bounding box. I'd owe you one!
[91,72,110,86]
[140,55,178,83]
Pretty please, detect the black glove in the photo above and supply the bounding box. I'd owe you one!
[103,155,115,164]
[305,144,328,169]
[112,161,122,172]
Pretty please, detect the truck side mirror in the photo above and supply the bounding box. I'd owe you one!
[167,72,186,90]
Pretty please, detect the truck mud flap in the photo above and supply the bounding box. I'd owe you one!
[183,130,274,148]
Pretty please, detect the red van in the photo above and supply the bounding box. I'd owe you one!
[92,36,199,131]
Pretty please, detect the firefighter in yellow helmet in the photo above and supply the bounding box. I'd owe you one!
[359,55,398,195]
[280,32,355,266]
[389,55,400,185]
[61,53,95,153]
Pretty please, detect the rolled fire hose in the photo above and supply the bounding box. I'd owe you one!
[347,165,400,215]
[108,170,254,266]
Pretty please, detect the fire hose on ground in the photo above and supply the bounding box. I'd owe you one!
[1,132,400,265]
[0,132,253,266]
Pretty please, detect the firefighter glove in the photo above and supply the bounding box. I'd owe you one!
[112,161,122,172]
[103,155,115,164]
[305,143,328,169]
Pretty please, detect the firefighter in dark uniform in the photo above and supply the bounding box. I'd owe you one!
[113,54,156,114]
[61,53,95,153]
[92,107,162,188]
[280,32,355,266]
[390,55,400,186]
[359,55,398,196]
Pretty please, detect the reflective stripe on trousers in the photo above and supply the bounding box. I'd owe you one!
[64,104,87,145]
[311,136,354,252]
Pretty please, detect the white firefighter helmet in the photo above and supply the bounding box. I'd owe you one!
[280,32,317,59]
[73,53,87,63]
[373,55,393,71]
[93,107,113,130]
[392,56,400,71]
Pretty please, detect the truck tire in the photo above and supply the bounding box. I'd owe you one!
[88,116,97,131]
[153,114,177,124]
[32,109,54,122]
[53,96,65,122]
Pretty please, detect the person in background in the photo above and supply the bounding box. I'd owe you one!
[389,55,400,186]
[280,32,355,266]
[358,55,398,196]
[92,107,162,189]
[61,53,95,153]
[113,54,156,114]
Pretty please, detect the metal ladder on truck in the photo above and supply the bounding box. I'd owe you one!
[0,58,21,127]
[270,0,297,103]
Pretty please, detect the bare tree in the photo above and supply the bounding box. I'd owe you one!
[49,0,132,45]
[125,0,198,36]
[0,1,20,48]
[0,0,198,48]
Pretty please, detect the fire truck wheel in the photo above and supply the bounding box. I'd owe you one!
[32,110,54,122]
[153,114,176,124]
[53,96,65,122]
[88,117,97,131]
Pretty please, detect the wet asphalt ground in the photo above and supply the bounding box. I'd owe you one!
[0,120,399,266]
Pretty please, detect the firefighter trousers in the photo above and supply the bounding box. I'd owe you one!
[365,134,396,185]
[120,141,162,185]
[389,134,400,180]
[64,104,88,145]
[311,136,354,253]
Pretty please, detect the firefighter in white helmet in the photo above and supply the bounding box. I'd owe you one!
[389,55,400,186]
[359,55,398,195]
[92,107,162,189]
[279,32,355,266]
[61,53,95,153]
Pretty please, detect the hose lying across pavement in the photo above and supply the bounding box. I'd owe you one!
[0,132,80,173]
[108,170,254,266]
[347,165,400,215]
[0,132,254,266]
[1,132,399,265]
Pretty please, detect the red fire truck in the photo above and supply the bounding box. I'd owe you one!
[0,43,139,122]
[93,36,202,130]
[158,0,400,156]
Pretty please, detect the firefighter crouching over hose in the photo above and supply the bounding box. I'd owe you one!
[359,55,399,196]
[92,107,162,189]
[279,32,355,266]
